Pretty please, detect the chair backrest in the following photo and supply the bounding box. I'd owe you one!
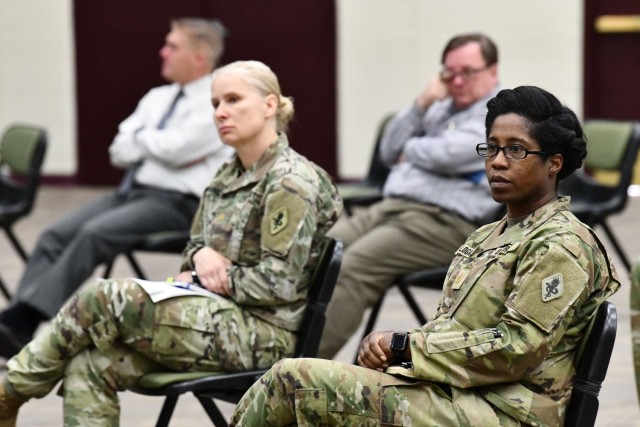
[583,120,639,173]
[363,113,394,189]
[560,120,640,218]
[294,237,343,358]
[0,124,47,219]
[564,301,617,427]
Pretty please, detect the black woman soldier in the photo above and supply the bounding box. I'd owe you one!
[230,86,619,427]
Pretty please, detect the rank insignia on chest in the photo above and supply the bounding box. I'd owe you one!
[269,207,289,235]
[541,273,564,302]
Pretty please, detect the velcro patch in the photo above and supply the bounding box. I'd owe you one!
[261,189,308,256]
[270,207,289,235]
[455,244,474,257]
[506,243,587,333]
[541,273,563,302]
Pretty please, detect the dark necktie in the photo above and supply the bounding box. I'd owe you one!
[157,88,184,129]
[117,88,184,197]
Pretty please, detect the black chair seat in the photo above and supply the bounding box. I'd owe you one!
[102,227,190,279]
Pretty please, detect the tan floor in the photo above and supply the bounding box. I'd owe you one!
[0,185,639,426]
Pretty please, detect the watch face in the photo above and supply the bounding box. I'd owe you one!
[391,333,408,350]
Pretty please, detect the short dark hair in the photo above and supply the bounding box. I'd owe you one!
[441,33,498,66]
[485,86,587,180]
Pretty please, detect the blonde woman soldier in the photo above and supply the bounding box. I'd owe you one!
[0,60,342,427]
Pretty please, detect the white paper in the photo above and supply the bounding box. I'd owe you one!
[133,278,226,303]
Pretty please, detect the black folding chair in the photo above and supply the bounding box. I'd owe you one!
[337,113,393,215]
[0,124,48,300]
[0,124,48,263]
[102,230,190,279]
[565,301,617,426]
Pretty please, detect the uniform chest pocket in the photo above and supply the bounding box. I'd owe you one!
[210,191,262,262]
[446,245,518,320]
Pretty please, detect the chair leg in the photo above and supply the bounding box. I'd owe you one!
[196,395,229,426]
[353,291,387,364]
[0,275,11,301]
[396,283,429,325]
[600,221,631,273]
[102,260,115,278]
[3,227,28,262]
[125,252,148,279]
[154,395,179,427]
[102,253,147,279]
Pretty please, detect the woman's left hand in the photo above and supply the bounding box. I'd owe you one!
[192,247,232,296]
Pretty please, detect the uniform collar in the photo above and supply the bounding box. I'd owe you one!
[221,132,290,193]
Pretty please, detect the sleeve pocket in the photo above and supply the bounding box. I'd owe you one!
[426,328,500,354]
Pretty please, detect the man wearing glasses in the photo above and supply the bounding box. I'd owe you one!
[319,33,503,359]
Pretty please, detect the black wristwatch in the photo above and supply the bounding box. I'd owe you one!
[390,332,409,364]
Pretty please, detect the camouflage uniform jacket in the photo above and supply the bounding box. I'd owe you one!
[388,197,619,426]
[180,133,342,331]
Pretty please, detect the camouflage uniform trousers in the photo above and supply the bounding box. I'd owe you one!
[230,358,520,426]
[632,256,640,402]
[4,278,295,427]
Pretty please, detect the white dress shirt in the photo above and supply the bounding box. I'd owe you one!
[109,74,233,196]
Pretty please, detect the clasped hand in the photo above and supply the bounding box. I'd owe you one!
[175,247,232,296]
[357,330,395,371]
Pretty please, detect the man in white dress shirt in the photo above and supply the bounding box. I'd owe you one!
[0,18,234,358]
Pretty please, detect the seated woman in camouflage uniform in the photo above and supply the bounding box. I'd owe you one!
[230,86,620,427]
[0,60,342,426]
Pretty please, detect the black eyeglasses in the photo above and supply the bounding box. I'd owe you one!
[476,143,549,160]
[440,65,490,83]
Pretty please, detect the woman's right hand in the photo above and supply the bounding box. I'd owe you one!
[192,247,232,296]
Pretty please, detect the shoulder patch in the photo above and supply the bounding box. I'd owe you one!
[541,273,564,302]
[261,189,309,256]
[506,243,588,333]
[270,207,289,235]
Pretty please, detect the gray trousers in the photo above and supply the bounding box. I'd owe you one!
[318,198,478,358]
[14,186,199,317]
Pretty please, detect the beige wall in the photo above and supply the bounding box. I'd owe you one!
[0,0,76,175]
[0,0,583,180]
